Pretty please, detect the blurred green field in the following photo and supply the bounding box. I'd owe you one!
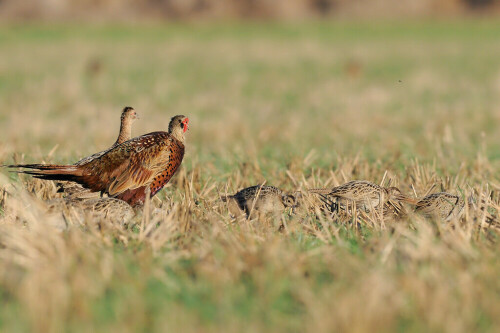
[1,21,500,332]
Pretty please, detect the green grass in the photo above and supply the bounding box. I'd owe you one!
[1,20,500,332]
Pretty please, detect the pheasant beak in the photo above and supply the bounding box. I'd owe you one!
[182,118,189,133]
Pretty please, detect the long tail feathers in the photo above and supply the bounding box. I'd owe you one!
[6,163,74,170]
[6,163,84,182]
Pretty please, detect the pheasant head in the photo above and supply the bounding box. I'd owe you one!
[281,194,297,208]
[169,115,189,142]
[121,106,139,123]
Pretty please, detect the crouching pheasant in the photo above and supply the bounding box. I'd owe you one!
[221,185,298,219]
[309,180,414,217]
[411,192,474,221]
[411,191,500,229]
[7,115,189,207]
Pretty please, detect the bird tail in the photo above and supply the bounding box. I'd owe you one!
[6,163,85,182]
[395,193,418,205]
[308,188,331,195]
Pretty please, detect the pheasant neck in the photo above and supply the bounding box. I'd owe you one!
[115,118,132,145]
[170,127,185,144]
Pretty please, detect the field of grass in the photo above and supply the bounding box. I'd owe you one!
[1,21,500,332]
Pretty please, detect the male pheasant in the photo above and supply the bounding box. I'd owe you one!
[8,115,189,206]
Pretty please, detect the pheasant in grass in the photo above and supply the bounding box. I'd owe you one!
[221,185,298,218]
[309,180,414,215]
[413,192,500,228]
[75,106,139,166]
[414,192,466,221]
[8,115,189,207]
[48,197,135,224]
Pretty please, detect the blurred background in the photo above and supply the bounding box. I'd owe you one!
[1,0,500,20]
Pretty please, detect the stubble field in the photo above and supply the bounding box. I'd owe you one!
[1,21,500,332]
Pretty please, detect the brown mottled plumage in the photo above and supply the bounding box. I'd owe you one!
[221,185,297,218]
[8,115,189,207]
[413,192,500,229]
[78,197,135,221]
[47,197,135,224]
[75,106,139,166]
[309,180,413,215]
[414,192,465,221]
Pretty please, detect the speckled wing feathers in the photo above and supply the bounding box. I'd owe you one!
[232,185,283,200]
[310,181,384,204]
[84,132,184,203]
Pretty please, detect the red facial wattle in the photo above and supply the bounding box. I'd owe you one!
[182,118,189,133]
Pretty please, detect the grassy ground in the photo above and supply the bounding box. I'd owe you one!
[1,21,500,332]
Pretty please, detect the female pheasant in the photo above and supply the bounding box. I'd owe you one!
[48,197,135,225]
[8,115,189,206]
[309,180,413,215]
[221,185,298,218]
[60,106,139,197]
[414,192,465,221]
[75,106,139,165]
